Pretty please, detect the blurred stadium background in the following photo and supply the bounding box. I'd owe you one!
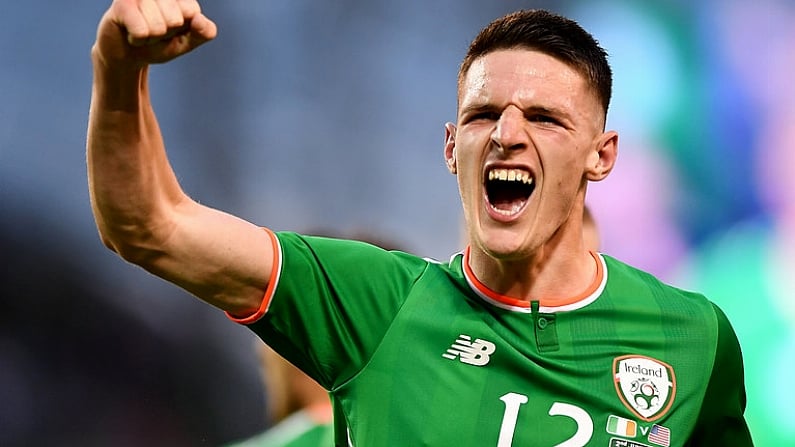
[1,0,792,445]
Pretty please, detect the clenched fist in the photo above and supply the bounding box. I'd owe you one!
[92,0,217,70]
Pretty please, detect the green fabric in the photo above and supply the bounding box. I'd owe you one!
[248,232,752,446]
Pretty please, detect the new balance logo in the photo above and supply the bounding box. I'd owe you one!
[443,334,496,366]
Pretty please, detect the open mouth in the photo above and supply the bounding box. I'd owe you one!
[485,168,535,216]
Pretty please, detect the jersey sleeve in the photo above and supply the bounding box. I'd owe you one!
[686,302,754,446]
[244,232,428,390]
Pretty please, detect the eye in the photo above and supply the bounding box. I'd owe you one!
[527,114,559,125]
[466,111,501,123]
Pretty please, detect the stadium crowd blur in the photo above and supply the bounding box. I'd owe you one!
[1,0,793,445]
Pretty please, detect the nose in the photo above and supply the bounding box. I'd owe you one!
[491,106,528,153]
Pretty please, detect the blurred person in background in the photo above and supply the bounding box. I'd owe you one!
[227,344,333,447]
[86,1,751,445]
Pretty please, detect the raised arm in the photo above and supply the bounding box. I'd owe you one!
[87,0,272,316]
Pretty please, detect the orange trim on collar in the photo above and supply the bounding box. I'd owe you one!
[462,246,603,309]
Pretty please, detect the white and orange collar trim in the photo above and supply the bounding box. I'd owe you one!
[461,247,607,313]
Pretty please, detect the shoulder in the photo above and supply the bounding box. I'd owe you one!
[602,254,702,297]
[600,253,718,315]
[275,231,434,273]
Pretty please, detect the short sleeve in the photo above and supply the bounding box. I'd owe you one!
[245,232,428,390]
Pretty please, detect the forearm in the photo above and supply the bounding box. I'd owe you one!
[86,54,185,260]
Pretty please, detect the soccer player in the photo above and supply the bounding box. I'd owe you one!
[86,1,753,446]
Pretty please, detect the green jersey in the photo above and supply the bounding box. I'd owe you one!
[235,231,752,447]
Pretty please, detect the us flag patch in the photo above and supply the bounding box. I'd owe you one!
[647,424,670,446]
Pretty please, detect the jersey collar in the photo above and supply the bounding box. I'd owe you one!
[461,247,607,313]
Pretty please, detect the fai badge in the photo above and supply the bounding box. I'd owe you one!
[613,355,676,421]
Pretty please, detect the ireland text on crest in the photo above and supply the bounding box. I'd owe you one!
[613,355,676,422]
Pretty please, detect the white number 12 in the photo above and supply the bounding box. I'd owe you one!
[498,392,593,447]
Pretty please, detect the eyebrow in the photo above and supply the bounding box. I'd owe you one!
[460,103,571,121]
[523,105,569,118]
[459,103,497,116]
[528,105,555,113]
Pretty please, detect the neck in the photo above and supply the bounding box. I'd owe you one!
[466,245,598,305]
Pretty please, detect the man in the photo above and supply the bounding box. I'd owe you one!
[87,1,752,446]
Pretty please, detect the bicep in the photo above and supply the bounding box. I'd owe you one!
[147,200,274,315]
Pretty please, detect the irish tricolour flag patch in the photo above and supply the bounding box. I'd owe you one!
[606,415,637,437]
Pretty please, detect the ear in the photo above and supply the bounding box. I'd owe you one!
[444,122,458,175]
[585,130,618,182]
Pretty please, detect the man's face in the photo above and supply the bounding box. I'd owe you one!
[446,48,613,261]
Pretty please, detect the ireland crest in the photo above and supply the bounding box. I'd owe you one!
[613,355,676,421]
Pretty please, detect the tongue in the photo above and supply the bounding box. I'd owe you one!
[491,197,527,214]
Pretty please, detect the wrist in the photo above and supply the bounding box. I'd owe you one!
[91,46,149,112]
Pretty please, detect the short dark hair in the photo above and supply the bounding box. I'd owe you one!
[458,9,612,118]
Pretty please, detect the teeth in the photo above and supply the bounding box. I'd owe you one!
[488,168,533,185]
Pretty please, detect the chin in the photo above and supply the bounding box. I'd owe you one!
[477,230,531,260]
